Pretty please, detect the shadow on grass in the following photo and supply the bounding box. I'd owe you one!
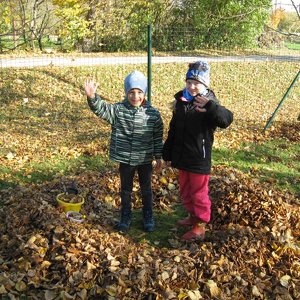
[125,205,187,248]
[124,204,239,248]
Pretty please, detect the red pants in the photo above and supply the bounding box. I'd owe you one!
[179,170,211,223]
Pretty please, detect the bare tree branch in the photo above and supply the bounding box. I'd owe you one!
[290,0,300,19]
[219,8,258,20]
[266,24,300,36]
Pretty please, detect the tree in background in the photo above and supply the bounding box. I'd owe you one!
[77,0,272,51]
[259,2,300,49]
[1,0,297,52]
[24,0,57,50]
[0,2,11,52]
[53,0,92,51]
[166,0,272,49]
[270,8,285,29]
[0,2,11,33]
[53,0,174,52]
[0,0,59,51]
[278,11,300,33]
[291,0,300,19]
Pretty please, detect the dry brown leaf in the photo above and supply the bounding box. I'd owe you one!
[45,290,58,300]
[0,285,7,294]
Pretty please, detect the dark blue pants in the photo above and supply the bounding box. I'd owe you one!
[119,163,153,214]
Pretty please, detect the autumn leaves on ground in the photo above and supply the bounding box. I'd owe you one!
[0,61,299,299]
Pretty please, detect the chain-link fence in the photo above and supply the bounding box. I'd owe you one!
[0,25,299,195]
[0,27,299,140]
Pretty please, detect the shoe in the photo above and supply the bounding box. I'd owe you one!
[181,223,206,241]
[117,212,132,232]
[177,215,197,227]
[143,210,155,232]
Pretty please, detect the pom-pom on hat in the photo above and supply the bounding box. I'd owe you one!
[124,70,147,96]
[186,60,210,87]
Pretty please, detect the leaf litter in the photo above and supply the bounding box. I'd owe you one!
[0,163,299,299]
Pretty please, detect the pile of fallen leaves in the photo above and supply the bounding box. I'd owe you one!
[0,166,299,299]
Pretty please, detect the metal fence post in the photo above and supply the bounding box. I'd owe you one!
[263,70,300,132]
[147,24,152,105]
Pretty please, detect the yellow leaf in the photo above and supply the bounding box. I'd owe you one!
[6,152,15,160]
[86,261,96,270]
[252,285,262,297]
[110,259,120,267]
[106,285,117,296]
[159,176,168,185]
[247,248,257,254]
[206,280,220,297]
[0,285,7,294]
[174,255,180,262]
[104,195,113,202]
[15,281,27,292]
[161,271,169,281]
[107,253,115,260]
[187,290,202,300]
[77,289,88,300]
[280,275,291,288]
[178,289,188,299]
[168,183,176,190]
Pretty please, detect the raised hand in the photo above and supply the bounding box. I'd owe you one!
[193,94,209,112]
[84,78,98,99]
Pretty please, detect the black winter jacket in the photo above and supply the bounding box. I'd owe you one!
[162,89,233,174]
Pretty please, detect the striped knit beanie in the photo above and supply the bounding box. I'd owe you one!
[186,60,210,87]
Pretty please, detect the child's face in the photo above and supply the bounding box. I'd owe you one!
[186,79,206,96]
[127,88,145,107]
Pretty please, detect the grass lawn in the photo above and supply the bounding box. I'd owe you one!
[285,41,300,50]
[213,139,300,195]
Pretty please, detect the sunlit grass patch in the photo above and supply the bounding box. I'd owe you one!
[0,154,111,189]
[213,139,300,195]
[285,42,300,50]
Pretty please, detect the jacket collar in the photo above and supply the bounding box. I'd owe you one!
[174,89,214,103]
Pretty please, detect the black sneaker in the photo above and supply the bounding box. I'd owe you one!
[143,211,155,232]
[117,213,132,232]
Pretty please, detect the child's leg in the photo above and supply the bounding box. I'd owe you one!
[118,163,136,231]
[137,163,154,232]
[180,173,211,241]
[138,163,153,212]
[179,170,194,215]
[189,173,211,223]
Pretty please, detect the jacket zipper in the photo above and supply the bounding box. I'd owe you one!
[202,139,206,158]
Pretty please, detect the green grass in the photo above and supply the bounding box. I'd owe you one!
[0,154,111,189]
[125,205,187,248]
[213,139,300,195]
[285,42,300,50]
[1,138,299,196]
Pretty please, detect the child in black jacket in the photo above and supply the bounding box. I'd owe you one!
[163,60,233,241]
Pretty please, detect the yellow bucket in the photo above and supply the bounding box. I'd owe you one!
[56,193,84,213]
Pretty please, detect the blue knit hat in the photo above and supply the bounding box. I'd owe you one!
[124,71,147,95]
[186,60,210,87]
